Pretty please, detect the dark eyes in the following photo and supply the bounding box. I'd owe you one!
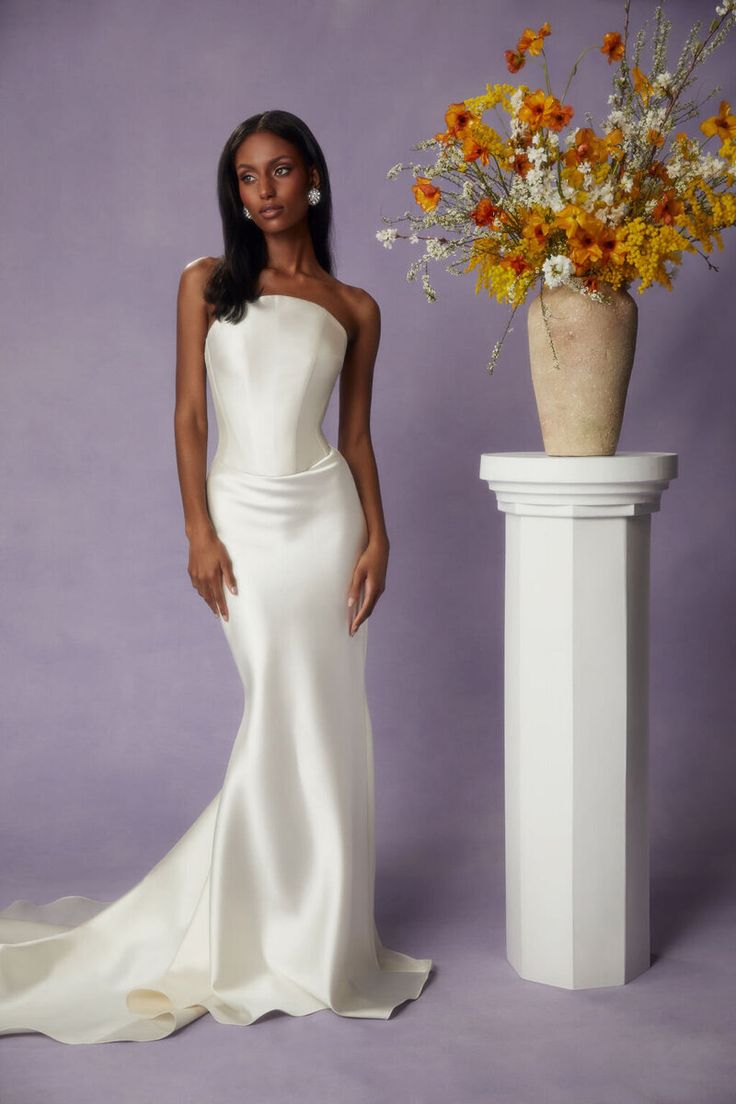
[239,166,290,184]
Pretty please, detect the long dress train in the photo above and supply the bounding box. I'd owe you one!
[0,293,432,1044]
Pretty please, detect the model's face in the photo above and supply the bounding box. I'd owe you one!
[234,131,316,229]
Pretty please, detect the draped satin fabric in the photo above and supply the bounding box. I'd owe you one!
[0,295,433,1044]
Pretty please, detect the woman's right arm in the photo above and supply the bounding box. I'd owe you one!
[174,259,236,621]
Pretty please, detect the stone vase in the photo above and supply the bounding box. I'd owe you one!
[527,282,638,456]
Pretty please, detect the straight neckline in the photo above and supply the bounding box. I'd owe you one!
[206,293,349,346]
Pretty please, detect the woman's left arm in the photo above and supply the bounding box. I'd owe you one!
[337,292,390,637]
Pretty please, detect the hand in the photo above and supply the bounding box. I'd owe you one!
[347,538,388,636]
[187,527,237,621]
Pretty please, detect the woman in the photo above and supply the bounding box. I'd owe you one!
[0,109,433,1045]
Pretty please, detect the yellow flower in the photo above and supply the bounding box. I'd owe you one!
[466,238,539,307]
[553,203,586,238]
[464,82,520,117]
[465,119,512,166]
[675,177,736,251]
[619,218,695,291]
[700,100,736,143]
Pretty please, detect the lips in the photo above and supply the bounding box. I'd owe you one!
[260,205,283,215]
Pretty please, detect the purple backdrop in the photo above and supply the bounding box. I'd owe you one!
[1,0,734,1099]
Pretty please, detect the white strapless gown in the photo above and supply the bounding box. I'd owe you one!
[0,294,433,1044]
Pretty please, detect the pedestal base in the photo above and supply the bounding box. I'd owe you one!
[479,452,678,989]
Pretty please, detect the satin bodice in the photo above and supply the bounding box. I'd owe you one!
[204,294,348,477]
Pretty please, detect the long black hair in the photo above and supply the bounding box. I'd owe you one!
[203,110,336,325]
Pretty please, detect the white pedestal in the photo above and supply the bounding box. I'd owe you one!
[478,451,678,989]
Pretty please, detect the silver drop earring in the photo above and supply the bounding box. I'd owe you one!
[243,205,252,219]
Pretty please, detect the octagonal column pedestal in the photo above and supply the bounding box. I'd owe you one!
[478,451,678,990]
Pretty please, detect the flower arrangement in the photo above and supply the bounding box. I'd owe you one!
[375,0,736,373]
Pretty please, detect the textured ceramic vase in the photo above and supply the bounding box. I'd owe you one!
[527,282,638,456]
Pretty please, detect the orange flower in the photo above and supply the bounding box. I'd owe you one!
[462,136,491,166]
[632,66,654,105]
[505,49,526,73]
[517,22,551,57]
[652,191,683,226]
[554,203,586,238]
[564,165,585,191]
[545,100,575,131]
[569,213,605,266]
[647,128,665,148]
[648,160,671,185]
[445,102,476,140]
[564,126,609,167]
[412,178,441,212]
[601,32,624,64]
[604,127,625,158]
[510,150,532,176]
[519,90,560,131]
[500,254,532,276]
[522,213,552,252]
[598,225,626,265]
[470,197,503,228]
[700,100,736,143]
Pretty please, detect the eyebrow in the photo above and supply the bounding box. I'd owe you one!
[236,155,291,170]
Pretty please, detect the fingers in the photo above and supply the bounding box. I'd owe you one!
[210,576,229,622]
[189,561,237,621]
[191,578,223,620]
[350,585,372,635]
[349,577,383,636]
[223,562,238,596]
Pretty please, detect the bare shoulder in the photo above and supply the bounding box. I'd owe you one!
[178,256,220,324]
[335,283,380,339]
[179,255,219,294]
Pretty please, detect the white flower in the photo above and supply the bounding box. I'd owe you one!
[386,163,404,180]
[426,237,454,260]
[409,232,420,245]
[510,87,525,113]
[716,0,734,15]
[376,228,398,249]
[609,203,628,226]
[421,272,437,302]
[699,152,728,180]
[651,71,674,96]
[605,109,627,131]
[542,254,574,288]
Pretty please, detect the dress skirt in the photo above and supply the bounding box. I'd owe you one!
[0,445,432,1044]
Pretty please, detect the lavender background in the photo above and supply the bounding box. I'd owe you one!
[1,0,734,1099]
